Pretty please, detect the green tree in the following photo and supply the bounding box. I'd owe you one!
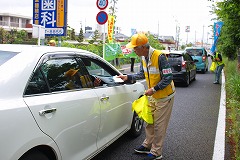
[0,27,9,44]
[70,28,76,40]
[93,30,100,42]
[147,34,165,50]
[214,0,240,60]
[78,27,84,42]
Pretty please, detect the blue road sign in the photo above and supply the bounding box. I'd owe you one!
[96,11,108,25]
[33,0,67,36]
[96,0,108,10]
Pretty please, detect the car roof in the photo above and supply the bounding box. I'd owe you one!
[0,44,95,56]
[169,50,184,54]
[185,47,205,50]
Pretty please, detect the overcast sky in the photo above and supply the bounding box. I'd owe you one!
[0,0,216,44]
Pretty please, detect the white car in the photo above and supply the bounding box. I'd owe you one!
[0,44,145,160]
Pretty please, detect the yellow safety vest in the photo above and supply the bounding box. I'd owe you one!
[142,50,175,99]
[215,52,224,66]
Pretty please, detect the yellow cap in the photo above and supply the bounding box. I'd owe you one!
[64,69,79,77]
[49,40,56,43]
[126,33,148,48]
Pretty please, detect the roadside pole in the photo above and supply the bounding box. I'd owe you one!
[32,24,45,46]
[103,24,106,59]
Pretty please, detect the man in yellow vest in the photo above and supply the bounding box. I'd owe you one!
[118,33,175,160]
[211,51,225,84]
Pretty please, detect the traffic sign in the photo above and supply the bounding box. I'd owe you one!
[96,0,108,10]
[33,0,67,36]
[185,26,190,32]
[96,11,108,25]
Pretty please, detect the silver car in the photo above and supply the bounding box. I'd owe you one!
[0,44,145,160]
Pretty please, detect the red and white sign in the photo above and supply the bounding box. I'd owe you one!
[121,46,132,54]
[96,0,108,10]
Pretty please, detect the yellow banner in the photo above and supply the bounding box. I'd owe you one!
[57,0,64,27]
[107,15,115,43]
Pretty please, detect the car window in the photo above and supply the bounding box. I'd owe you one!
[80,57,122,86]
[168,54,182,62]
[81,58,111,77]
[25,55,97,95]
[185,49,203,56]
[0,51,18,66]
[24,68,49,95]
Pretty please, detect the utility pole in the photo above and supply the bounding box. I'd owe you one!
[195,30,196,46]
[202,25,205,47]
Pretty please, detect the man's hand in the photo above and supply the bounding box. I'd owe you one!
[93,77,101,87]
[145,88,155,96]
[117,75,128,81]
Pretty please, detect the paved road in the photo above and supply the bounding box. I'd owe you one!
[92,63,223,160]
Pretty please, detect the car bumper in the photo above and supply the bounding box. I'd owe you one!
[172,72,188,83]
[196,63,207,71]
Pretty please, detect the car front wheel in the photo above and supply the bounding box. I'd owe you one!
[19,150,51,160]
[128,112,144,137]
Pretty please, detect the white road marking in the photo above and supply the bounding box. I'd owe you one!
[212,71,226,160]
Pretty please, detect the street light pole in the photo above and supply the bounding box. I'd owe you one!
[202,25,205,47]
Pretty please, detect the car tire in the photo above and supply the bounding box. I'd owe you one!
[193,73,196,81]
[201,69,206,74]
[128,112,144,137]
[19,150,50,160]
[184,74,190,87]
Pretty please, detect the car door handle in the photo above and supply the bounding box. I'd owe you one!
[39,108,57,116]
[100,96,109,101]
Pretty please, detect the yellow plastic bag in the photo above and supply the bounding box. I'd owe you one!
[132,95,153,124]
[210,62,217,72]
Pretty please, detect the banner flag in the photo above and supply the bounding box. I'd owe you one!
[105,43,122,61]
[104,42,137,61]
[131,28,137,36]
[107,15,115,43]
[118,42,137,58]
[210,21,224,53]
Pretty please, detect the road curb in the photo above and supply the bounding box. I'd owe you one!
[212,71,226,160]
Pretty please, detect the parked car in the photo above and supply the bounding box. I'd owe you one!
[168,51,197,86]
[0,44,145,160]
[184,47,209,73]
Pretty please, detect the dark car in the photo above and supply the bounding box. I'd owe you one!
[168,51,197,86]
[184,47,209,73]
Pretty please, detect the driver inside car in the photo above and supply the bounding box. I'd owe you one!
[64,69,101,90]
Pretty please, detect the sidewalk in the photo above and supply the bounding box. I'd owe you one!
[119,63,140,74]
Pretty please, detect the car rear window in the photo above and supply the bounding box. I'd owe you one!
[0,51,18,66]
[185,49,203,56]
[168,54,182,61]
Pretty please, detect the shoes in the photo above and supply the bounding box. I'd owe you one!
[134,145,150,154]
[144,153,163,160]
[213,81,219,84]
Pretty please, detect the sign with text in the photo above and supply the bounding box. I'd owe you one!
[96,0,108,10]
[185,26,190,32]
[107,15,114,43]
[33,0,67,36]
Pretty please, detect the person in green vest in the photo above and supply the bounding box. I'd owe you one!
[211,51,225,84]
[118,33,175,160]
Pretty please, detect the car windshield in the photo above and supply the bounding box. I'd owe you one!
[0,51,18,66]
[185,49,203,56]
